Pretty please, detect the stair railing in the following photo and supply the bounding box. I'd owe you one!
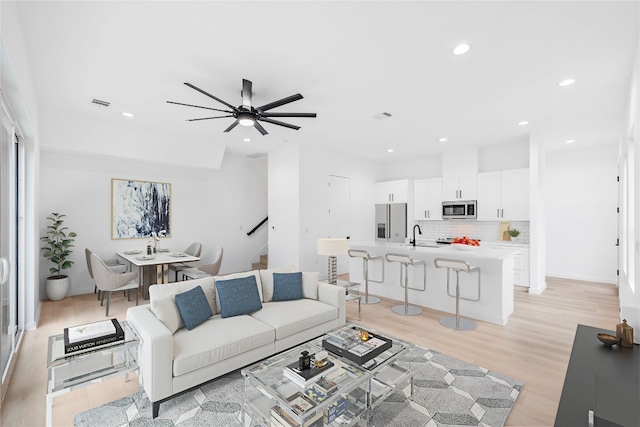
[247,216,268,236]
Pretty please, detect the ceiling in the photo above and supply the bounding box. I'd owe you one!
[14,1,640,164]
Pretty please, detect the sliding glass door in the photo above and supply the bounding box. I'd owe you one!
[0,99,20,397]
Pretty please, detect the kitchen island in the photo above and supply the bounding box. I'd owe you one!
[348,242,519,325]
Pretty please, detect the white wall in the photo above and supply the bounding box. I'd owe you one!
[39,150,268,298]
[545,144,618,283]
[268,144,300,269]
[268,142,378,280]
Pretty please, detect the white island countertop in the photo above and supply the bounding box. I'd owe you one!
[347,241,518,325]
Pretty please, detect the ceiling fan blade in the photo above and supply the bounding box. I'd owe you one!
[184,82,238,111]
[186,115,234,121]
[259,117,301,130]
[224,120,240,133]
[167,101,233,114]
[257,93,304,112]
[260,112,317,118]
[242,79,253,108]
[254,121,268,135]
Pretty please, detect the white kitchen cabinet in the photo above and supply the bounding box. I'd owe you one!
[442,175,477,201]
[375,179,408,203]
[477,168,529,220]
[442,148,478,201]
[413,178,443,220]
[483,243,529,287]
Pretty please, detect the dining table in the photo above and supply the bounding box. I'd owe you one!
[116,249,200,299]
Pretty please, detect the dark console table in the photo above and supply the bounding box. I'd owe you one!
[555,324,639,427]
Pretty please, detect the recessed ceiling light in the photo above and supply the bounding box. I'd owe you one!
[387,149,394,153]
[122,112,134,118]
[453,43,470,55]
[518,121,529,126]
[565,139,576,144]
[243,138,251,142]
[558,78,576,87]
[439,138,448,142]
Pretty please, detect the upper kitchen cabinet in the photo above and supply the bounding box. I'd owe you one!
[414,178,443,220]
[477,168,529,221]
[442,148,478,201]
[375,179,409,203]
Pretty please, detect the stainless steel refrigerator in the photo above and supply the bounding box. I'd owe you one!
[375,203,407,243]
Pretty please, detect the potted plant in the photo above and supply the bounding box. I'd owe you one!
[508,228,520,242]
[41,212,77,300]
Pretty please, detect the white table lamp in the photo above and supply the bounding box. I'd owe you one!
[317,238,349,285]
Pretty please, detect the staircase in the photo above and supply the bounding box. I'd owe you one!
[252,254,268,270]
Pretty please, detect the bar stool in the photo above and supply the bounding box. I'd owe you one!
[385,253,426,316]
[434,258,481,331]
[348,249,384,304]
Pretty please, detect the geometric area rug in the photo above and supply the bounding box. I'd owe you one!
[74,346,523,427]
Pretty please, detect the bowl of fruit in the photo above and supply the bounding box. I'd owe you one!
[451,236,480,250]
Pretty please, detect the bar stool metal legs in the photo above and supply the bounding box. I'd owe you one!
[385,253,426,316]
[434,258,481,331]
[348,249,384,305]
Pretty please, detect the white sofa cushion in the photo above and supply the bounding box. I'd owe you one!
[250,299,338,340]
[150,290,182,334]
[212,270,263,312]
[302,272,319,300]
[172,314,275,376]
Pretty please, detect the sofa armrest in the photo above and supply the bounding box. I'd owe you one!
[126,305,174,403]
[317,282,346,325]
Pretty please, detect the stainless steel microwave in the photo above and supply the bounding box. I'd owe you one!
[442,200,477,219]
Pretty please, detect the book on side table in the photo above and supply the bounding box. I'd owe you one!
[63,319,124,354]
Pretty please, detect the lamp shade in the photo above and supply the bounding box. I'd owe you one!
[317,238,349,256]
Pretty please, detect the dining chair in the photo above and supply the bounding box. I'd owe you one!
[168,242,202,281]
[182,247,224,280]
[90,253,139,316]
[85,248,128,300]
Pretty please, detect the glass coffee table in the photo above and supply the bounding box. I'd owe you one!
[46,320,140,427]
[311,324,414,411]
[242,341,371,426]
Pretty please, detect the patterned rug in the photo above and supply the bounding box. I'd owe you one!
[74,346,523,427]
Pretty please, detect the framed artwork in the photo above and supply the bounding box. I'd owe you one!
[111,178,171,239]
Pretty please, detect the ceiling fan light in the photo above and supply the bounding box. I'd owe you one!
[239,118,254,127]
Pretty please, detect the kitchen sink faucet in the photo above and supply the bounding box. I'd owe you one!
[411,224,422,246]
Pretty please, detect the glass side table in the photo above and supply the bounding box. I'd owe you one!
[321,279,362,320]
[46,320,140,427]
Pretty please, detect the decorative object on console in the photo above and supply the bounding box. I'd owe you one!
[167,79,317,136]
[508,228,520,241]
[111,178,171,239]
[596,333,620,346]
[616,319,634,348]
[317,238,349,285]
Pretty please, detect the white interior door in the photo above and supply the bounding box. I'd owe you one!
[327,175,350,276]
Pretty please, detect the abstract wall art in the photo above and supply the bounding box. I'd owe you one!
[111,178,171,239]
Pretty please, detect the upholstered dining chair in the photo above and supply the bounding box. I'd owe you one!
[85,248,128,300]
[168,242,202,281]
[90,253,139,316]
[182,247,224,280]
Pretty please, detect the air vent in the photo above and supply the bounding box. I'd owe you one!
[247,152,267,158]
[91,98,111,107]
[373,112,392,120]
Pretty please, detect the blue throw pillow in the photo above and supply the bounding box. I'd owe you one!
[272,272,303,301]
[216,276,263,318]
[174,286,212,330]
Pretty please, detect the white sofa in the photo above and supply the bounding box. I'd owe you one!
[126,269,345,418]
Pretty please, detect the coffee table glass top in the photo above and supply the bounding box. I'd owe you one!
[242,341,370,426]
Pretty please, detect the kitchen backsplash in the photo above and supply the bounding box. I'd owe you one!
[415,220,530,245]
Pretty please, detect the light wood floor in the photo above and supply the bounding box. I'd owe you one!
[1,277,620,427]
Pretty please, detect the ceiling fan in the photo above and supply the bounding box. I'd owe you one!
[167,79,316,135]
